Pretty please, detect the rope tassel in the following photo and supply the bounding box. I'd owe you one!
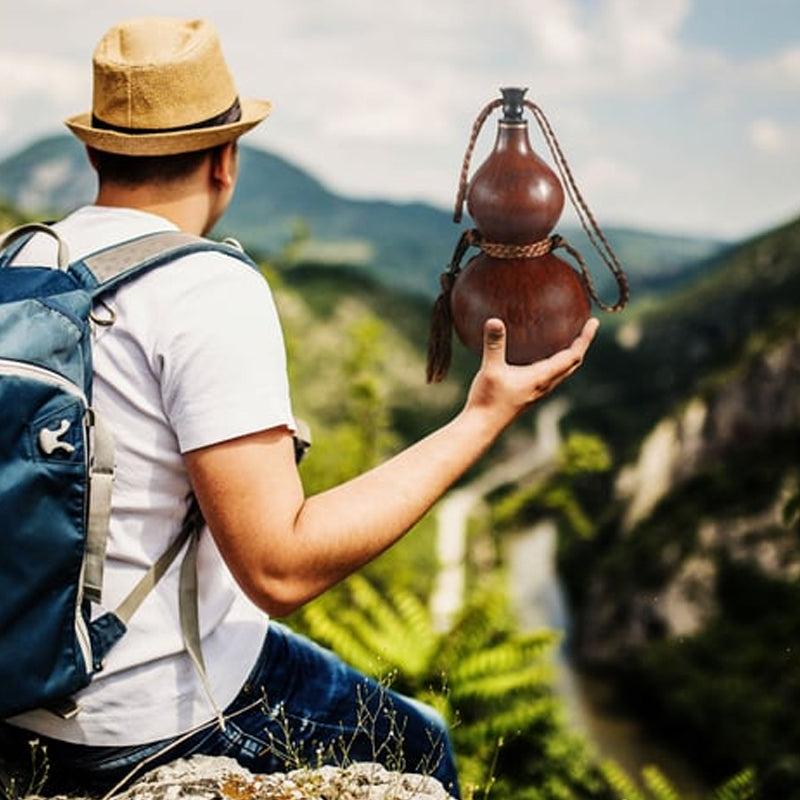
[426,229,478,383]
[426,272,456,384]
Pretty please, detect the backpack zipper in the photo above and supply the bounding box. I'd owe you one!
[0,358,87,402]
[0,360,88,463]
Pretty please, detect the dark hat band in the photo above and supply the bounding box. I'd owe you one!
[91,96,242,135]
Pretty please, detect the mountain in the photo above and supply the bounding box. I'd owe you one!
[0,134,728,298]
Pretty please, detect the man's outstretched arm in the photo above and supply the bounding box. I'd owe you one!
[185,317,599,617]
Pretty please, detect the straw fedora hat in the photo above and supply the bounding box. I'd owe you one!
[65,18,271,156]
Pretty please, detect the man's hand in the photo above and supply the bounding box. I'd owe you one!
[187,316,598,616]
[465,317,599,429]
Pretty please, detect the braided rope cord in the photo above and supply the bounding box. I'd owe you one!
[453,98,503,224]
[479,233,553,259]
[451,96,630,312]
[524,100,629,311]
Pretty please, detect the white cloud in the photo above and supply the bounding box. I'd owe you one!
[1,0,800,238]
[0,53,86,152]
[749,44,800,90]
[748,117,799,154]
[775,46,800,82]
[507,0,590,66]
[599,0,690,75]
[0,54,81,96]
[579,154,642,197]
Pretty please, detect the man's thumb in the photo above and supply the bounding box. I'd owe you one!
[481,318,507,364]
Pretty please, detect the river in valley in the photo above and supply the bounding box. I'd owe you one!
[431,400,711,796]
[507,521,711,796]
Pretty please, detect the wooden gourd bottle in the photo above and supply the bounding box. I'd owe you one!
[427,87,630,383]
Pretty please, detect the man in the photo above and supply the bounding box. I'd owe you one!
[1,17,597,798]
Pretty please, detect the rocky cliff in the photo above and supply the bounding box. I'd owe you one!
[577,326,800,663]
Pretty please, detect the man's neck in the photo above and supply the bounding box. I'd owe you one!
[94,183,215,236]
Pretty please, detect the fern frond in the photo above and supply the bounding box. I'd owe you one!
[451,663,553,703]
[346,576,437,675]
[300,601,385,675]
[446,584,519,647]
[456,696,557,743]
[642,765,681,800]
[300,575,439,679]
[600,760,647,800]
[449,637,553,686]
[393,591,436,643]
[711,767,756,800]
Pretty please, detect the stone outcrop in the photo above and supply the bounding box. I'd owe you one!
[616,330,800,535]
[29,756,454,800]
[577,329,800,664]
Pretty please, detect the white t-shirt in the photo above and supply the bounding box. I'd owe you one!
[9,206,295,744]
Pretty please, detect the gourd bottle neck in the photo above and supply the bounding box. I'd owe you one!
[492,121,534,156]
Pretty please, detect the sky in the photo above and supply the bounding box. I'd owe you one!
[1,0,798,241]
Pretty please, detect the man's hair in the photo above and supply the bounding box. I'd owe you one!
[88,144,230,187]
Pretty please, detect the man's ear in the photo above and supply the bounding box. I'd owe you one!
[210,141,237,189]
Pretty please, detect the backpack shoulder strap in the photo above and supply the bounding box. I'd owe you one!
[0,224,256,292]
[81,230,257,296]
[0,221,70,269]
[83,231,254,727]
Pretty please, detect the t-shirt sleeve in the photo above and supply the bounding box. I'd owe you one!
[154,252,296,453]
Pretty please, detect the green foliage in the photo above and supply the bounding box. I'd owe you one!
[340,316,397,466]
[0,196,29,232]
[600,760,648,800]
[492,432,612,540]
[640,766,682,800]
[563,215,800,458]
[278,217,313,265]
[275,260,466,473]
[294,573,609,799]
[299,574,439,680]
[784,488,800,534]
[711,769,756,800]
[285,304,401,493]
[601,762,757,800]
[557,432,613,476]
[614,559,800,791]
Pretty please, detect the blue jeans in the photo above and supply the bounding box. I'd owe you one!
[3,623,460,798]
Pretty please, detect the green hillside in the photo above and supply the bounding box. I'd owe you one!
[274,259,476,446]
[562,213,800,454]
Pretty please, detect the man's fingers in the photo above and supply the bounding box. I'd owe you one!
[575,317,600,350]
[551,317,599,370]
[526,317,599,393]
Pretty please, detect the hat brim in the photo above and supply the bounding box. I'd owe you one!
[65,98,272,156]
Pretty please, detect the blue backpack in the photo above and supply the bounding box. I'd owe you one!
[0,222,257,720]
